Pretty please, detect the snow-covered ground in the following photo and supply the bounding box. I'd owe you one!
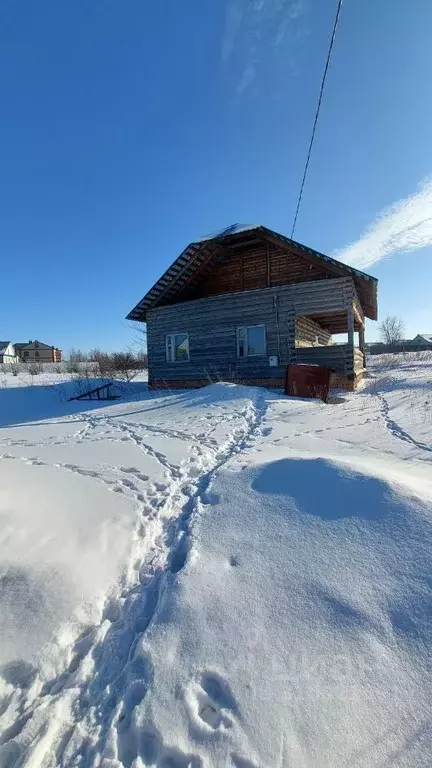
[0,355,431,768]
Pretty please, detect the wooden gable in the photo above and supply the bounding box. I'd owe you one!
[127,225,378,321]
[173,236,332,303]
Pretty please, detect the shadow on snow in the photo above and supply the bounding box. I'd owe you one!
[0,379,275,429]
[251,457,403,522]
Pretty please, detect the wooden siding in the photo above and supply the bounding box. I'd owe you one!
[147,277,355,384]
[292,345,353,375]
[173,240,332,304]
[295,316,332,347]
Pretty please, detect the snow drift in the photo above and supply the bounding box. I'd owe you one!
[132,456,432,767]
[0,360,431,767]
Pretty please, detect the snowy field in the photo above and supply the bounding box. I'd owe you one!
[0,354,431,768]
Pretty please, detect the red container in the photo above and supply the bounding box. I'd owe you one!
[285,364,331,402]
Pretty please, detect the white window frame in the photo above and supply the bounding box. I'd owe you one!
[166,332,190,363]
[236,324,266,358]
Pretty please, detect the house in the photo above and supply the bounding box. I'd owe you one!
[411,334,432,345]
[0,341,18,364]
[127,224,378,390]
[14,340,62,363]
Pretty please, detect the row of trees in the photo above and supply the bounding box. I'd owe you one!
[68,348,148,381]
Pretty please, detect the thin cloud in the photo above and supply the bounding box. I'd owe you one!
[335,177,432,270]
[220,0,309,95]
[221,0,244,64]
[237,62,256,94]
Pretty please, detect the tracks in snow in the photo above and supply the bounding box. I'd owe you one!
[0,390,268,768]
[378,394,432,454]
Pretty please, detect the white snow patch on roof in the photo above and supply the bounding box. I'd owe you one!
[195,223,261,242]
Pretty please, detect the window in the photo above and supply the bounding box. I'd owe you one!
[237,325,266,357]
[166,333,190,362]
[24,351,29,357]
[35,351,39,357]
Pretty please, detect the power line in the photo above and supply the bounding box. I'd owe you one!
[291,0,343,239]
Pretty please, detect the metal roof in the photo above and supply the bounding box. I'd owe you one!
[126,225,378,322]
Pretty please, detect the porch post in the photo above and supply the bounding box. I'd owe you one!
[359,324,365,368]
[347,304,355,379]
[347,304,354,347]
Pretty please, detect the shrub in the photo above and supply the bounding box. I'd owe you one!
[27,362,42,376]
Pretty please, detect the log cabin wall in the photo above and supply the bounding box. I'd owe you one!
[295,316,332,348]
[172,240,332,304]
[147,276,355,386]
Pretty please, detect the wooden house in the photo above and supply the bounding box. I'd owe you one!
[127,225,378,390]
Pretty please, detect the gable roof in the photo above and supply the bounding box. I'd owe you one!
[0,341,12,354]
[414,334,432,344]
[13,340,58,350]
[126,224,378,322]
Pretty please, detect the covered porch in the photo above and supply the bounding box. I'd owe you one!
[291,303,366,387]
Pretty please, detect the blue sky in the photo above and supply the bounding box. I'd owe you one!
[1,0,431,352]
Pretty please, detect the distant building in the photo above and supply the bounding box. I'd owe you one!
[411,334,432,345]
[14,340,62,363]
[0,341,18,364]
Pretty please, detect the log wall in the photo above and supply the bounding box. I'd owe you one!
[147,277,357,385]
[174,240,332,303]
[295,316,332,347]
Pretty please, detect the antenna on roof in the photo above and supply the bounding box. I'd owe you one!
[291,0,343,240]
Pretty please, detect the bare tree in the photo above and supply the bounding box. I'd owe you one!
[111,352,138,381]
[89,349,114,377]
[378,316,405,347]
[68,348,88,362]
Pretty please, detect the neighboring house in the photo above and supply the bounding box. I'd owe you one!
[127,224,378,390]
[14,340,62,363]
[0,341,18,364]
[411,334,432,345]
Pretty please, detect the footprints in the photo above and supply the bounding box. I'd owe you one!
[186,672,238,733]
[117,721,202,768]
[0,391,267,768]
[169,531,191,575]
[0,453,46,468]
[201,673,238,718]
[379,394,432,453]
[231,753,259,768]
[121,466,150,483]
[115,653,203,768]
[0,712,32,746]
